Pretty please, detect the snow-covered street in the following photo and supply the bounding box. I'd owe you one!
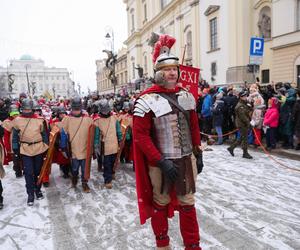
[0,145,299,250]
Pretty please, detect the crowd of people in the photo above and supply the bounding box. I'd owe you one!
[197,81,300,155]
[0,92,136,208]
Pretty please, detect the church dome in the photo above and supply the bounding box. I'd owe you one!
[20,54,34,60]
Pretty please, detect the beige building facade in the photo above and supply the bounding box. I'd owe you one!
[271,0,300,88]
[201,0,274,85]
[123,0,300,87]
[96,47,128,94]
[123,0,200,83]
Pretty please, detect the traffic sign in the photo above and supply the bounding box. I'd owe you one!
[250,37,264,56]
[249,37,264,65]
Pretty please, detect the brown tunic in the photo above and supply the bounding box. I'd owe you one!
[13,116,49,156]
[94,115,118,156]
[61,115,93,160]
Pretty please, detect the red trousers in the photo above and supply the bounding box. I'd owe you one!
[253,128,262,146]
[151,203,201,249]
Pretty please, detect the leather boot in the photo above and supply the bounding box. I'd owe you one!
[242,149,253,159]
[151,203,170,248]
[227,146,234,156]
[72,176,78,188]
[179,205,201,250]
[82,182,90,193]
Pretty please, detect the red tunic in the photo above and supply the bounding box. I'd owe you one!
[50,118,70,165]
[133,85,201,225]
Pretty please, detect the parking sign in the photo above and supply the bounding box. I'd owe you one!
[250,37,264,65]
[250,37,264,56]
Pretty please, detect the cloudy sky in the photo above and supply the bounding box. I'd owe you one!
[0,0,128,94]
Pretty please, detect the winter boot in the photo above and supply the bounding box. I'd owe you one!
[43,182,50,188]
[82,182,91,193]
[178,205,201,250]
[27,194,34,206]
[227,146,235,156]
[242,149,253,159]
[72,176,78,188]
[0,198,3,210]
[151,203,170,248]
[35,189,44,200]
[105,182,113,189]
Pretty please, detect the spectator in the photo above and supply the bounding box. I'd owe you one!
[263,97,280,150]
[292,90,300,150]
[249,86,265,147]
[212,92,225,145]
[201,88,213,141]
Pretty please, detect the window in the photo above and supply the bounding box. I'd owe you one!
[297,0,300,30]
[210,18,218,50]
[144,4,147,22]
[132,62,135,79]
[56,76,59,80]
[211,62,217,76]
[261,69,270,83]
[130,9,135,33]
[144,54,148,73]
[186,30,192,65]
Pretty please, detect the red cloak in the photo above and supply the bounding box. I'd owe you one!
[133,85,200,225]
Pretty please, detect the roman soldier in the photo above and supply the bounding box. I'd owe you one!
[0,122,6,209]
[119,101,134,163]
[2,104,22,177]
[12,99,49,206]
[33,100,51,186]
[50,106,70,179]
[94,99,122,189]
[61,97,94,193]
[133,34,203,250]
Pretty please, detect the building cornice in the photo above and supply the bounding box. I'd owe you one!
[271,41,300,50]
[204,5,220,16]
[254,0,272,10]
[124,0,184,45]
[190,0,199,8]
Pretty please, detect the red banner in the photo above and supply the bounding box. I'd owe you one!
[179,65,200,101]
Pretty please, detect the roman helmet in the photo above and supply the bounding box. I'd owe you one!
[98,99,111,115]
[150,33,179,85]
[71,96,82,110]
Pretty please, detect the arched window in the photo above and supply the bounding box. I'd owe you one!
[143,53,148,74]
[186,30,192,65]
[258,6,271,39]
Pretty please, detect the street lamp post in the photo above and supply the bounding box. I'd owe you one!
[25,64,31,96]
[105,28,117,94]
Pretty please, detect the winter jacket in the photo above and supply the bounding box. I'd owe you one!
[252,107,265,129]
[235,99,252,128]
[292,99,300,136]
[201,94,213,118]
[212,99,225,127]
[263,98,279,128]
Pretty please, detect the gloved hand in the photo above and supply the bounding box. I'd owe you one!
[196,152,204,174]
[157,157,178,182]
[250,120,256,127]
[193,146,204,174]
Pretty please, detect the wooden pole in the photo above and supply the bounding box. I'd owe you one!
[181,45,187,65]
